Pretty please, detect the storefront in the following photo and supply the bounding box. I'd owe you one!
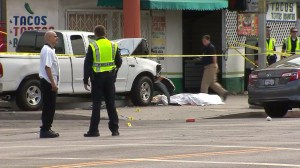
[10,0,282,94]
[97,0,228,93]
[3,0,229,94]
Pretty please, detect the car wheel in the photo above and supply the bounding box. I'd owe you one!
[16,79,42,111]
[264,103,288,118]
[131,76,153,106]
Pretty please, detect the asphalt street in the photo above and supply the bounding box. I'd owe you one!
[1,96,300,168]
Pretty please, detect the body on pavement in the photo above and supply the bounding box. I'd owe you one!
[83,25,122,137]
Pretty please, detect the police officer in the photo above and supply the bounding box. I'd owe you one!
[83,25,122,137]
[282,27,300,58]
[254,26,277,66]
[265,26,277,65]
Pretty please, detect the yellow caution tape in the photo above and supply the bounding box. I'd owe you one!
[232,41,292,57]
[227,42,258,67]
[232,41,261,51]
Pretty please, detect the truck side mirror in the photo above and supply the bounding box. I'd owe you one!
[120,48,130,56]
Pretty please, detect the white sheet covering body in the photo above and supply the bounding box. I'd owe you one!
[170,93,224,106]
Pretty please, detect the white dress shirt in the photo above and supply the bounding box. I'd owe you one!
[39,44,60,86]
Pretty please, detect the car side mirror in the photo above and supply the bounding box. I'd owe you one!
[120,48,130,56]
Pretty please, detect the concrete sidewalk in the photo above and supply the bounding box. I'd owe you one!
[0,95,268,120]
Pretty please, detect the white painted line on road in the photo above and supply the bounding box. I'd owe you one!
[0,143,300,151]
[130,159,300,167]
[1,143,300,152]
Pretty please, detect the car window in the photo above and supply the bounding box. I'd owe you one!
[70,35,85,55]
[269,55,300,68]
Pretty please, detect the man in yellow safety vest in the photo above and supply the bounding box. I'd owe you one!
[282,27,300,57]
[83,25,122,137]
[254,26,277,66]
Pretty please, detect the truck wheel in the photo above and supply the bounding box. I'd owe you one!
[264,103,288,118]
[16,79,42,111]
[131,76,153,106]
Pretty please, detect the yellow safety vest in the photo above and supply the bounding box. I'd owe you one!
[266,38,276,57]
[90,38,117,73]
[285,37,300,55]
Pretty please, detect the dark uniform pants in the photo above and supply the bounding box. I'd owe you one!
[89,71,119,133]
[40,78,57,131]
[267,55,277,65]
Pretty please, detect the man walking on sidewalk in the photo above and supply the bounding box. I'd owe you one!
[200,35,228,101]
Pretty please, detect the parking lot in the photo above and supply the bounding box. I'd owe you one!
[1,96,300,168]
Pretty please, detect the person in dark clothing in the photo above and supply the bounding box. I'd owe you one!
[200,35,228,101]
[83,25,122,137]
[254,26,277,66]
[39,31,60,138]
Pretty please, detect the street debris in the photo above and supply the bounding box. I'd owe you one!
[186,118,196,122]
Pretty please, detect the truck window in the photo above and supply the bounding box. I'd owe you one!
[54,32,65,54]
[132,39,149,55]
[70,35,85,55]
[88,35,95,43]
[16,31,65,54]
[37,32,64,54]
[16,31,36,52]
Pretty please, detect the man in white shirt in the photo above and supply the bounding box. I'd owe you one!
[39,31,60,138]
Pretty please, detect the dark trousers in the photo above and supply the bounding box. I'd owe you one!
[267,55,277,65]
[89,72,119,133]
[40,78,57,131]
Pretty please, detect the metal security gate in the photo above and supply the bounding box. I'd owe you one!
[66,9,150,40]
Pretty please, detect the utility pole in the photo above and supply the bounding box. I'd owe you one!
[258,0,267,69]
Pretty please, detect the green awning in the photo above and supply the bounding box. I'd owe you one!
[97,0,228,11]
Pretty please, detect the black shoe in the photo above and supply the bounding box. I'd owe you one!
[112,131,120,136]
[84,131,100,137]
[40,130,59,138]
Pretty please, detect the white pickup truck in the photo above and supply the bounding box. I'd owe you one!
[0,30,163,111]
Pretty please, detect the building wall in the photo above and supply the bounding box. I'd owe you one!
[165,10,183,93]
[58,0,100,30]
[151,10,183,93]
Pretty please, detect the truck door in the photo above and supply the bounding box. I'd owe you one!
[69,34,88,94]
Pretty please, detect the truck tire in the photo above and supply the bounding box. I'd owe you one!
[131,76,153,106]
[264,103,288,118]
[16,79,42,111]
[154,81,170,104]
